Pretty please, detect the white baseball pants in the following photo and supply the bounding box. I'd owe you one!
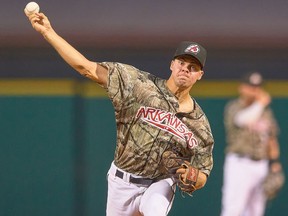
[220,153,269,216]
[106,162,176,216]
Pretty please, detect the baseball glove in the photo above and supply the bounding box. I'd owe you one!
[162,150,199,196]
[262,162,285,200]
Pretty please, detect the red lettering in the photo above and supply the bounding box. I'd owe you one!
[169,116,182,129]
[136,106,198,148]
[136,106,146,118]
[154,110,165,121]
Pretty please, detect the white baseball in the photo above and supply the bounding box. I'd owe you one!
[25,2,40,15]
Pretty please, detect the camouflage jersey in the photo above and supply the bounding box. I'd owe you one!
[224,98,279,160]
[100,62,214,179]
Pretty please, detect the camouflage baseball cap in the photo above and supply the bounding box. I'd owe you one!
[173,41,207,69]
[241,71,263,86]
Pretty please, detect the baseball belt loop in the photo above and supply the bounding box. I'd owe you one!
[118,169,130,183]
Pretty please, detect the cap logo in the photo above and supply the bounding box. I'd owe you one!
[249,73,262,85]
[185,44,200,55]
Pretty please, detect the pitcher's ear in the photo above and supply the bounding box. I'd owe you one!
[170,59,175,70]
[198,71,204,80]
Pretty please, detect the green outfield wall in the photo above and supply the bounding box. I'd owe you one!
[0,79,287,216]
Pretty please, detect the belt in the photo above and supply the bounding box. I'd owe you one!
[236,154,263,161]
[115,169,155,186]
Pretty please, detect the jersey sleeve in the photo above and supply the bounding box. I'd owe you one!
[188,102,214,177]
[99,62,140,110]
[266,107,280,138]
[195,115,214,177]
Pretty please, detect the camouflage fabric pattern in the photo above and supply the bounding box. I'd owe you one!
[100,62,214,179]
[263,165,285,200]
[224,99,279,160]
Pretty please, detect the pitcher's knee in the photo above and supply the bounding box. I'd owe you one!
[140,194,169,216]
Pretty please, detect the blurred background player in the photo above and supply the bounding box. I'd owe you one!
[220,71,283,216]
